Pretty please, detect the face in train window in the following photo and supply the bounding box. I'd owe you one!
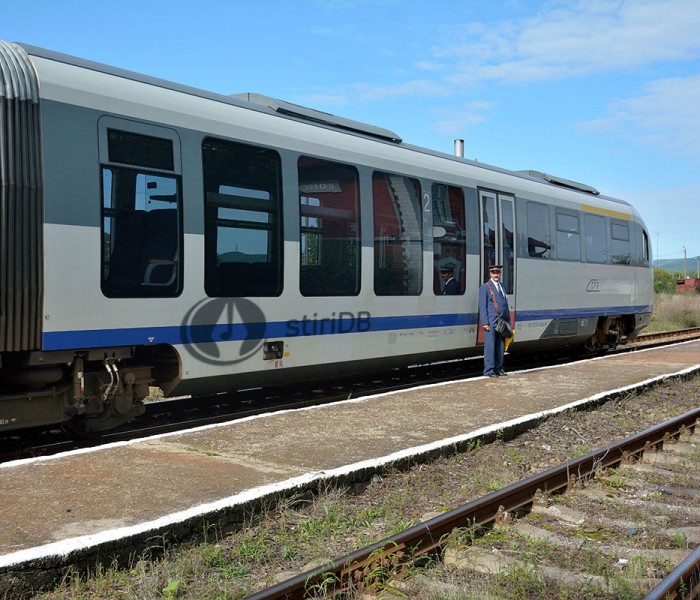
[432,183,466,295]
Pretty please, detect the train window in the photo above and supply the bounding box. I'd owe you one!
[641,229,651,264]
[556,211,581,261]
[202,138,282,297]
[584,213,607,263]
[298,157,360,296]
[373,172,423,295]
[107,129,174,171]
[101,129,182,298]
[526,202,551,258]
[432,184,466,295]
[611,220,631,264]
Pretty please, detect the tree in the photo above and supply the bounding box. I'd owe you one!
[654,268,676,294]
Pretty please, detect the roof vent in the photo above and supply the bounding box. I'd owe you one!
[232,93,402,143]
[518,170,599,195]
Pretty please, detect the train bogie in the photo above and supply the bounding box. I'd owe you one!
[0,40,653,433]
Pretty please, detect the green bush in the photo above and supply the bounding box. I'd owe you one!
[653,268,676,294]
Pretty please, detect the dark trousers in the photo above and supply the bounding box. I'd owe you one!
[483,327,505,375]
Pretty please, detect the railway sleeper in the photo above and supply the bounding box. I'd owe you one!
[576,486,700,521]
[531,503,700,548]
[435,434,699,597]
[627,461,700,483]
[443,544,661,591]
[440,514,689,596]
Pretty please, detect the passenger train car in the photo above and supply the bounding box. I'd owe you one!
[0,41,653,433]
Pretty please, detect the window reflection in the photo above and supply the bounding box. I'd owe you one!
[373,172,422,296]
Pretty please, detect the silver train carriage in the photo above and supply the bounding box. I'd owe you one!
[0,41,653,433]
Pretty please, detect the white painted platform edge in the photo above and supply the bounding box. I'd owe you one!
[1,361,698,569]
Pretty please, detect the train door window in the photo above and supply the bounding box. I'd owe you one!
[99,121,182,298]
[298,157,360,296]
[480,191,497,281]
[556,210,581,261]
[584,213,607,263]
[611,220,631,264]
[372,172,422,295]
[480,190,515,291]
[202,138,282,297]
[526,202,551,258]
[432,183,465,295]
[500,196,515,294]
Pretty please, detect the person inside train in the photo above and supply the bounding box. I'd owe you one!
[440,267,459,295]
[478,264,510,377]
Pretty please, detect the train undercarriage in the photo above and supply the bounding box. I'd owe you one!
[584,314,640,352]
[0,347,153,434]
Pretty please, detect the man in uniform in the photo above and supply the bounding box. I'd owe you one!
[440,267,459,295]
[478,264,510,377]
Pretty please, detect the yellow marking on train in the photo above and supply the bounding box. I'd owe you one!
[580,204,631,220]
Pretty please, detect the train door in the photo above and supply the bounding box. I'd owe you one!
[479,188,516,310]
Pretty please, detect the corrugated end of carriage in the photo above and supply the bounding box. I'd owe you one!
[0,41,43,354]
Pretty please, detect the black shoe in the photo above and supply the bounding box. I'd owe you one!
[496,370,507,376]
[486,373,498,378]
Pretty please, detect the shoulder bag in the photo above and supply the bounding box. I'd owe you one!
[487,284,513,339]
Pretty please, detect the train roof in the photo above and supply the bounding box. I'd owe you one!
[13,41,630,208]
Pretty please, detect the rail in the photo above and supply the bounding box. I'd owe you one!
[245,408,700,599]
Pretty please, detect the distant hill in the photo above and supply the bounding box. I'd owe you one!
[656,258,699,277]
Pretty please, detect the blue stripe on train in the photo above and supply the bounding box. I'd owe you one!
[516,305,652,321]
[41,305,652,351]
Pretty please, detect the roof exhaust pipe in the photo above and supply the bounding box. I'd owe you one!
[454,139,464,158]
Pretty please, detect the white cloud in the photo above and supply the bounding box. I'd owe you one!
[441,0,700,85]
[431,101,498,135]
[578,74,700,162]
[297,0,700,166]
[414,61,446,73]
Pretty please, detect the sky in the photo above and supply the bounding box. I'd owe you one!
[2,0,699,264]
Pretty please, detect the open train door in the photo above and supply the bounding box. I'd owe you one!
[477,189,516,344]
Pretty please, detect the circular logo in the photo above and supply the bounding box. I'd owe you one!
[180,297,268,366]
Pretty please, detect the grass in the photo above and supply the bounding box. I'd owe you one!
[646,292,700,332]
[30,342,699,599]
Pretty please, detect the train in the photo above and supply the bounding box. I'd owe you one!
[0,40,653,434]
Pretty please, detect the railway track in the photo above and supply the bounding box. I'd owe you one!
[2,328,698,463]
[246,408,700,599]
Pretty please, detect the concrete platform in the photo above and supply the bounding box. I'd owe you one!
[1,341,699,577]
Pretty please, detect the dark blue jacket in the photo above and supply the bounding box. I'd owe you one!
[442,277,459,295]
[478,280,510,327]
